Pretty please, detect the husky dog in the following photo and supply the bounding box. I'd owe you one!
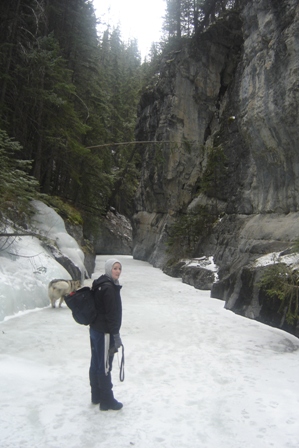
[48,279,81,308]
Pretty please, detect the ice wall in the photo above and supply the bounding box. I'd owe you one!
[0,201,85,321]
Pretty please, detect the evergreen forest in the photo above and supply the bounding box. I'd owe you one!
[0,0,239,237]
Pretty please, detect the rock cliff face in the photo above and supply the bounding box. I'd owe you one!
[133,0,299,334]
[65,209,132,278]
[93,209,132,256]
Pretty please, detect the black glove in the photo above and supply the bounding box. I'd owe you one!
[108,346,118,356]
[113,333,122,349]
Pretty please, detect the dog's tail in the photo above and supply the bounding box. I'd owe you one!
[48,278,67,287]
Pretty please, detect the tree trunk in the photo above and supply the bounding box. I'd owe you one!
[0,0,21,108]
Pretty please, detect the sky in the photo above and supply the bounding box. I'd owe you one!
[92,0,166,58]
[1,213,299,448]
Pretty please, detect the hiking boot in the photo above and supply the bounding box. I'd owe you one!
[100,399,123,411]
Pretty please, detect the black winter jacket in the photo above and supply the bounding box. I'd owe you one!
[90,274,122,335]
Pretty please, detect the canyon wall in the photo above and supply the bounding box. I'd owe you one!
[133,0,299,334]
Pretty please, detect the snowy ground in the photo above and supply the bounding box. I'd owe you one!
[1,255,299,448]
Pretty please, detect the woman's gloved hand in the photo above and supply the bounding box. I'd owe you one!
[113,333,122,349]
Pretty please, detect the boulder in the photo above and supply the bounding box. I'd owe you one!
[182,266,215,290]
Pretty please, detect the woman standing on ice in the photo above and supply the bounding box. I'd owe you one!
[89,258,123,411]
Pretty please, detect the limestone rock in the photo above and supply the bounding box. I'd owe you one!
[182,266,215,290]
[163,256,218,290]
[133,0,299,334]
[93,209,132,255]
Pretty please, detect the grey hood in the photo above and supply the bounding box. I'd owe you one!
[105,258,122,285]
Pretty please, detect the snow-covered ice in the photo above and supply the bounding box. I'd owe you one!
[0,200,86,321]
[31,200,86,280]
[1,255,299,448]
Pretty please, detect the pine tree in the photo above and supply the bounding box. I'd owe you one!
[164,0,182,38]
[162,0,239,39]
[0,129,39,222]
[0,0,143,223]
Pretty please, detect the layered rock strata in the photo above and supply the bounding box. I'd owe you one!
[133,0,299,334]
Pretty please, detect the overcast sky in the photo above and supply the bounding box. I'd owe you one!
[92,0,166,58]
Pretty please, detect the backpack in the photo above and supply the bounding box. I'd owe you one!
[64,286,97,325]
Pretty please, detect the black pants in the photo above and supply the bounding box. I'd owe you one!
[89,328,114,404]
